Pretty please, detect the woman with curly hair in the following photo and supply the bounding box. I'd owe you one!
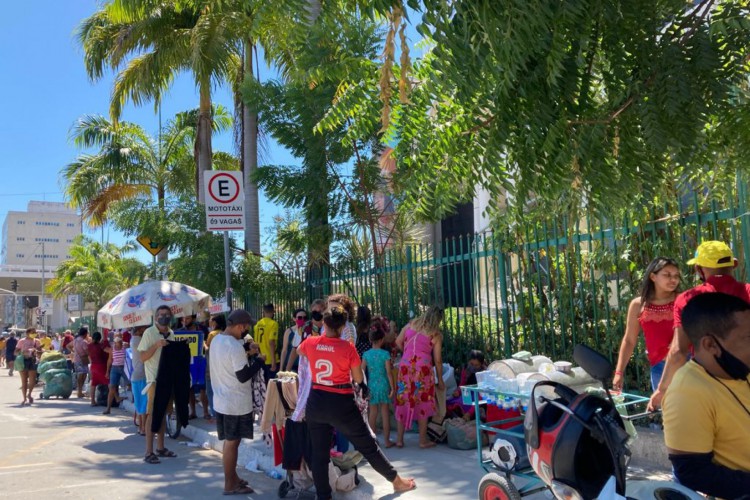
[394,306,444,448]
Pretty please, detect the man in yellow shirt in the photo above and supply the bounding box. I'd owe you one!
[253,303,278,380]
[663,292,750,499]
[38,331,53,351]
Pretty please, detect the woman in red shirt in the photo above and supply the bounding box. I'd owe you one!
[614,257,681,391]
[298,303,415,500]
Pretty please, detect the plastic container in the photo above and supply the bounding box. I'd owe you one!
[461,386,476,405]
[475,370,494,388]
[489,355,553,379]
[554,361,573,373]
[533,367,600,398]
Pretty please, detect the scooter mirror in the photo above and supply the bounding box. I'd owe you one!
[573,344,613,383]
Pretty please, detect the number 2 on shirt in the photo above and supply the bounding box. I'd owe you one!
[314,359,334,385]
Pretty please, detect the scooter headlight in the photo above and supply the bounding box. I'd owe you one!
[550,481,584,500]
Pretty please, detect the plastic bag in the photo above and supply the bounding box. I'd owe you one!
[39,351,65,364]
[446,417,477,450]
[14,356,25,372]
[39,359,68,375]
[42,369,73,398]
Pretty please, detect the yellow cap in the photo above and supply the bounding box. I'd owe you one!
[687,241,734,268]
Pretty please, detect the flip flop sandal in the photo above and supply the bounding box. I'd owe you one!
[223,485,255,495]
[144,453,161,464]
[156,448,177,458]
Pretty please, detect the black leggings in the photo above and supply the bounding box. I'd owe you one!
[306,389,397,500]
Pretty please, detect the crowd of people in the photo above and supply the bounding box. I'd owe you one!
[3,239,748,499]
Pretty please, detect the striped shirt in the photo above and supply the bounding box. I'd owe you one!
[111,346,126,367]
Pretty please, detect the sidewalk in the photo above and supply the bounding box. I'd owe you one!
[119,397,671,499]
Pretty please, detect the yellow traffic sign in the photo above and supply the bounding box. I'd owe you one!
[137,236,164,257]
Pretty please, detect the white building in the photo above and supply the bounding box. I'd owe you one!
[1,201,82,266]
[1,201,82,330]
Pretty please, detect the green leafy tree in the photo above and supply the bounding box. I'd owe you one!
[334,1,750,223]
[77,0,242,203]
[61,108,233,261]
[244,10,388,269]
[47,236,148,309]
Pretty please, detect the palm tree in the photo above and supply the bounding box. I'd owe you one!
[47,236,148,310]
[61,107,233,260]
[77,0,240,203]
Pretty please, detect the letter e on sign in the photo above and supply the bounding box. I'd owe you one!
[204,171,245,231]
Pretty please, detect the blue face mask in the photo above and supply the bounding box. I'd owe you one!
[157,315,172,326]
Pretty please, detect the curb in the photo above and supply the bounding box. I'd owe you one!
[120,399,278,473]
[120,399,671,473]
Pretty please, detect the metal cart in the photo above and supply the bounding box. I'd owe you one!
[461,384,652,500]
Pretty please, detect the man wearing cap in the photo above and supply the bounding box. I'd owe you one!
[209,309,264,495]
[649,241,750,410]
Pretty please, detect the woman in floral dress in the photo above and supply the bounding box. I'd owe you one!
[394,306,444,448]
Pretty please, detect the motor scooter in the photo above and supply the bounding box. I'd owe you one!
[519,344,703,500]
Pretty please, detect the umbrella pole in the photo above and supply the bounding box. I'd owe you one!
[224,231,233,311]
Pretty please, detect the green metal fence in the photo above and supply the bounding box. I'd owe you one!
[240,182,750,394]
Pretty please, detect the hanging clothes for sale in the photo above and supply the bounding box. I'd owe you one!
[151,340,191,433]
[261,374,299,434]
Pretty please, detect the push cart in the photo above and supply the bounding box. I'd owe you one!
[461,384,652,500]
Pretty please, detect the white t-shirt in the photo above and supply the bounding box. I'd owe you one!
[209,332,253,416]
[338,321,357,345]
[291,326,302,349]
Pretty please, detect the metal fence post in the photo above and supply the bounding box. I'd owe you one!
[406,245,415,317]
[497,246,512,358]
[738,171,750,282]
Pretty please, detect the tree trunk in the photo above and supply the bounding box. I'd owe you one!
[196,82,213,204]
[306,0,322,24]
[157,185,168,263]
[243,41,261,255]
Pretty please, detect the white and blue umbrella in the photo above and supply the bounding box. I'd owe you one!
[97,280,211,329]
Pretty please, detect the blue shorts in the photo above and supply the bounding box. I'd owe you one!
[109,365,127,388]
[131,379,148,415]
[192,383,206,394]
[649,360,666,392]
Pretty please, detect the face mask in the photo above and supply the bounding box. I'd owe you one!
[466,365,479,374]
[712,335,750,380]
[157,316,172,326]
[295,318,306,328]
[28,334,37,339]
[311,311,323,322]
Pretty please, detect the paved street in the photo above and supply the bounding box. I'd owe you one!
[0,371,487,500]
[0,372,284,500]
[0,370,672,500]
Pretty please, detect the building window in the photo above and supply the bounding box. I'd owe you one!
[17,220,25,224]
[34,254,58,259]
[35,222,60,227]
[67,223,76,227]
[66,239,73,243]
[34,238,59,243]
[16,237,25,241]
[16,253,24,258]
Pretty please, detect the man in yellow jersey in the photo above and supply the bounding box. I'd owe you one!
[253,304,278,380]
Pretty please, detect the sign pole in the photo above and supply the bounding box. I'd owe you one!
[203,170,245,313]
[223,231,233,311]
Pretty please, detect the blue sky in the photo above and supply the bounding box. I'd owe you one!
[0,1,291,263]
